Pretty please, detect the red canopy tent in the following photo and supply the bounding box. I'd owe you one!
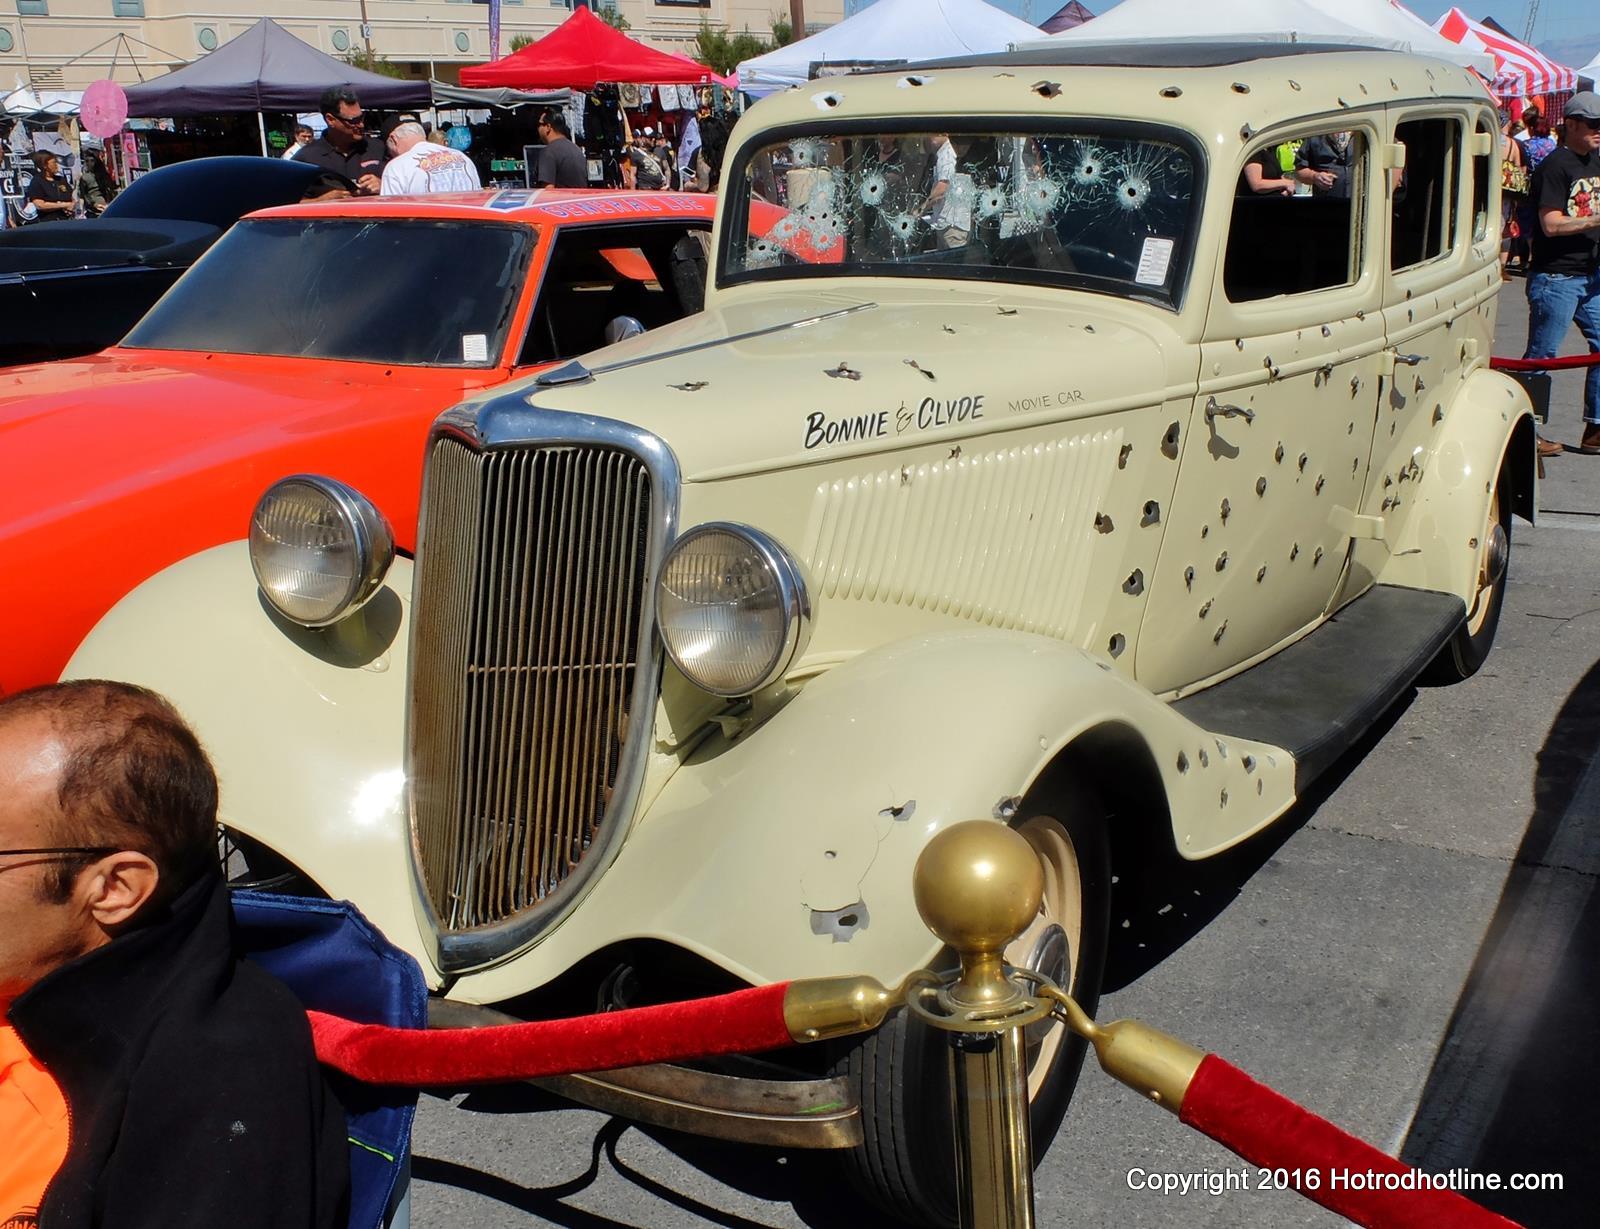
[460,8,712,91]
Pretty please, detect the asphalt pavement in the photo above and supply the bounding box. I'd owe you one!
[410,281,1600,1229]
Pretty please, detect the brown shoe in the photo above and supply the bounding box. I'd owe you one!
[1537,435,1564,457]
[1581,424,1600,455]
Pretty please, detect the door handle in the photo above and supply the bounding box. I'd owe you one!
[1205,396,1256,424]
[1391,351,1425,367]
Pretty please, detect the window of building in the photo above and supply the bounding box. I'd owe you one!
[0,25,14,51]
[1224,131,1368,302]
[16,1,48,17]
[112,0,143,16]
[1391,118,1462,270]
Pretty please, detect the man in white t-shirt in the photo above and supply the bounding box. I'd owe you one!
[379,120,481,196]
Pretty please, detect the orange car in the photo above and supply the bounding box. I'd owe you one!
[0,189,721,695]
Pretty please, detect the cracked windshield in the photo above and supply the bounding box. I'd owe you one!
[726,128,1197,301]
[125,218,531,367]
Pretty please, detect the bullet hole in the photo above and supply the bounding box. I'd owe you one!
[1216,552,1228,572]
[1257,778,1265,795]
[1177,752,1190,773]
[1220,788,1229,807]
[1275,443,1285,464]
[1256,476,1268,496]
[1243,754,1257,773]
[1321,325,1332,337]
[1433,406,1444,424]
[1288,79,1301,91]
[1235,338,1245,351]
[1213,621,1228,644]
[1348,422,1355,435]
[1256,565,1267,583]
[1199,748,1210,767]
[1220,498,1231,522]
[1108,633,1126,657]
[824,849,837,859]
[825,362,861,380]
[879,800,916,822]
[1034,80,1063,97]
[1314,475,1325,494]
[1119,443,1133,469]
[1162,422,1181,457]
[1231,81,1251,93]
[903,358,936,380]
[1290,543,1300,561]
[670,381,709,392]
[1123,569,1145,596]
[1200,524,1210,539]
[1159,85,1183,98]
[1095,512,1115,533]
[1198,599,1213,619]
[1313,546,1324,565]
[997,306,1018,315]
[1298,453,1308,472]
[1142,500,1161,525]
[1240,123,1255,140]
[1184,566,1195,590]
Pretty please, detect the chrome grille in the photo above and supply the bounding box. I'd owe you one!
[410,436,653,935]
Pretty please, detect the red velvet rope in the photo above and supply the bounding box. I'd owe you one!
[309,981,793,1087]
[1492,353,1600,372]
[1179,1055,1521,1228]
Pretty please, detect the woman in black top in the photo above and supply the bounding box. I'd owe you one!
[24,151,75,223]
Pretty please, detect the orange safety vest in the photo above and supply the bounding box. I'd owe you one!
[0,1023,69,1227]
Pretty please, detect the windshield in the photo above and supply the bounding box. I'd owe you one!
[723,127,1199,305]
[126,218,533,367]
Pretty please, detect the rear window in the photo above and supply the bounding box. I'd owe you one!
[126,217,533,367]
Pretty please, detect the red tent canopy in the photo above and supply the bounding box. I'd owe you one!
[460,8,712,91]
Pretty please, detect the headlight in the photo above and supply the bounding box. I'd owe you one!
[249,475,394,627]
[656,523,813,696]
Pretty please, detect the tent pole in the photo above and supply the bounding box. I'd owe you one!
[257,110,269,156]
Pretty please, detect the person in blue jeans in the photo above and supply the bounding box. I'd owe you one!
[1523,91,1600,457]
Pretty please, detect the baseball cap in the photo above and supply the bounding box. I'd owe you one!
[1564,92,1600,121]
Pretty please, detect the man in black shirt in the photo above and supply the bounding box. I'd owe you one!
[294,86,386,195]
[1522,91,1600,455]
[23,152,75,223]
[534,110,589,188]
[1295,132,1357,200]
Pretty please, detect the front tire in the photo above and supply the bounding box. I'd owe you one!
[834,797,1110,1226]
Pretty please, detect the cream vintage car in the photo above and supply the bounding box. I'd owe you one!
[69,42,1535,1226]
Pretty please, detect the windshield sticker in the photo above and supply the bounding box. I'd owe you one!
[486,189,536,212]
[1134,237,1175,286]
[462,333,489,362]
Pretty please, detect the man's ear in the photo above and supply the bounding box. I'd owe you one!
[78,852,161,930]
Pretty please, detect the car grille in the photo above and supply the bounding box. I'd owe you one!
[409,436,654,935]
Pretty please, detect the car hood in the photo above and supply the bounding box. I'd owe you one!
[451,283,1194,481]
[0,349,497,540]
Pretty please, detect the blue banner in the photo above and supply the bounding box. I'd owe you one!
[489,0,502,61]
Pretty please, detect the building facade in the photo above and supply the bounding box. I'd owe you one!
[1,0,842,91]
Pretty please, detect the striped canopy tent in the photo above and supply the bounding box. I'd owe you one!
[1430,8,1578,97]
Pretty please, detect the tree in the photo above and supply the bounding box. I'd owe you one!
[509,33,536,54]
[771,14,795,47]
[598,5,632,32]
[341,49,408,80]
[695,21,771,75]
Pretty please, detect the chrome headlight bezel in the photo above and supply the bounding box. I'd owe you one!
[248,474,395,628]
[655,522,813,697]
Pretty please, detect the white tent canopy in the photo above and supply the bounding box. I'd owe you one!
[1019,0,1492,75]
[1582,49,1599,86]
[737,0,1041,99]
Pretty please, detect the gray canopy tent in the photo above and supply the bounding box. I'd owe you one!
[123,18,430,153]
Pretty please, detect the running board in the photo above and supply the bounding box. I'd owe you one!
[427,998,862,1149]
[1170,585,1465,788]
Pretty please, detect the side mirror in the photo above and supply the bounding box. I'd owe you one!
[604,316,646,345]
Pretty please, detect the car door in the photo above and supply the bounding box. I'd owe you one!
[1138,121,1388,696]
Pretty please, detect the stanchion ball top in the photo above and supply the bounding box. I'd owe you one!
[913,821,1044,956]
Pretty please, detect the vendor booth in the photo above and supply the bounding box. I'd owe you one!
[121,18,429,156]
[1429,9,1579,99]
[736,0,1043,100]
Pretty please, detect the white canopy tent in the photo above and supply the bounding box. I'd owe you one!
[736,0,1041,99]
[1018,0,1492,75]
[1581,50,1599,87]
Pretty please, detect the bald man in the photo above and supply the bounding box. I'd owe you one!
[0,681,347,1229]
[380,118,481,196]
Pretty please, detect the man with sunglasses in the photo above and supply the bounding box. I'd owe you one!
[1524,91,1600,455]
[0,681,347,1228]
[293,85,387,195]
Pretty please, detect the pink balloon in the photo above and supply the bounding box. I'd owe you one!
[81,79,129,138]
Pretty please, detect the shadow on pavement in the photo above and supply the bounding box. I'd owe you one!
[1400,657,1600,1226]
[1105,695,1411,992]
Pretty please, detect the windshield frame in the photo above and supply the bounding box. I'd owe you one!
[124,216,537,369]
[716,115,1209,312]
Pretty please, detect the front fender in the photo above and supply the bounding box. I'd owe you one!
[1371,369,1536,600]
[453,630,1297,1003]
[64,543,436,984]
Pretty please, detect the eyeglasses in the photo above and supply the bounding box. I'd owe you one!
[1575,117,1600,130]
[332,112,365,129]
[0,846,117,860]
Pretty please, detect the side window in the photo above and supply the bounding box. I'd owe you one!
[1224,131,1367,302]
[1471,120,1492,244]
[518,224,708,366]
[1391,118,1462,269]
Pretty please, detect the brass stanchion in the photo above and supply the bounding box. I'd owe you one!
[908,821,1053,1229]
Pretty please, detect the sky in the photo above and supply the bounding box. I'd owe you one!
[842,1,1599,67]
